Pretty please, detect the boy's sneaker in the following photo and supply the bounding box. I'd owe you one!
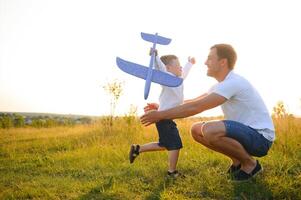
[227,164,241,175]
[129,144,140,164]
[232,160,262,182]
[167,170,185,178]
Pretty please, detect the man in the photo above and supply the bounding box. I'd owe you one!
[140,44,275,181]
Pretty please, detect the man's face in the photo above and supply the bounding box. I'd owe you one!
[204,48,222,77]
[167,58,182,77]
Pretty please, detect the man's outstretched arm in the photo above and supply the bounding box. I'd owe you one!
[184,93,208,104]
[140,93,227,126]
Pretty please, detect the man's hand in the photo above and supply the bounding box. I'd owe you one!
[143,103,159,113]
[140,110,161,126]
[188,56,196,65]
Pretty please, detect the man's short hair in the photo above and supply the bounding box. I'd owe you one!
[160,55,178,66]
[211,44,237,69]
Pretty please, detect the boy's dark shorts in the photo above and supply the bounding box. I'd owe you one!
[223,120,273,157]
[155,119,183,151]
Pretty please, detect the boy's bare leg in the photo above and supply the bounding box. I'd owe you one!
[168,149,180,172]
[139,142,165,153]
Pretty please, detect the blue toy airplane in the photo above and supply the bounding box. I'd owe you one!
[116,32,183,100]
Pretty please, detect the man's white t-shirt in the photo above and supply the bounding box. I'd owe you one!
[209,71,275,141]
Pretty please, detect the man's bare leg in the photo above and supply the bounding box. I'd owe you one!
[191,121,256,173]
[191,122,240,166]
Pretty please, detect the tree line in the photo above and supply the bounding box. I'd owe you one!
[0,113,93,129]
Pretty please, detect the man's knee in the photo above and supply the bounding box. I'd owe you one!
[190,122,205,141]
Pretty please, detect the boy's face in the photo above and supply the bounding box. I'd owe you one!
[166,58,182,77]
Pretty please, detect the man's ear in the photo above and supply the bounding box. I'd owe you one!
[220,58,227,67]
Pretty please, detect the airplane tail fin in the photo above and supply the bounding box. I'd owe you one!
[141,32,171,45]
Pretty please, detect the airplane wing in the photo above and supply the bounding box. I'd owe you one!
[116,57,148,79]
[151,70,183,87]
[116,57,183,87]
[141,32,171,45]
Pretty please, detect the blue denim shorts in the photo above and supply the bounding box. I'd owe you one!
[223,120,273,157]
[155,120,183,151]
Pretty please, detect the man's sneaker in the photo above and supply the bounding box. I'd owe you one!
[129,144,140,164]
[227,164,241,175]
[167,170,185,178]
[232,160,262,181]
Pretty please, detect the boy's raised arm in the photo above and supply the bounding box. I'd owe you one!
[182,56,195,79]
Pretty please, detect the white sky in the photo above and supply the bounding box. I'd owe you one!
[1,0,301,117]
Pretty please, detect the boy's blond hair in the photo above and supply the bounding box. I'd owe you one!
[160,55,178,66]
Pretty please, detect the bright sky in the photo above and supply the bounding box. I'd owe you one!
[1,0,301,117]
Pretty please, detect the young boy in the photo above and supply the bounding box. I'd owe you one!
[129,49,195,177]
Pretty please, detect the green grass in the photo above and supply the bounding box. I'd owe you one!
[1,117,301,199]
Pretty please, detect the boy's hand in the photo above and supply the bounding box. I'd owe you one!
[144,103,159,113]
[149,48,158,56]
[188,56,196,65]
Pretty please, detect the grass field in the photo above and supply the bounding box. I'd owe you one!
[0,117,300,199]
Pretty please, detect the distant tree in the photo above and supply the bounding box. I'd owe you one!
[124,104,138,126]
[32,119,46,128]
[0,114,13,128]
[45,118,57,127]
[79,117,92,124]
[272,101,289,118]
[13,114,25,128]
[103,79,124,127]
[61,118,75,126]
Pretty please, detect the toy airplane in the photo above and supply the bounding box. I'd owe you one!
[116,32,183,100]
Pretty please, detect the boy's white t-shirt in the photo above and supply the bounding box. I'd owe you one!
[209,71,275,141]
[155,56,193,112]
